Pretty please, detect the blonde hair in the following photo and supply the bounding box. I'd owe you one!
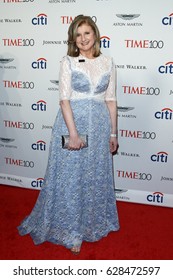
[67,15,101,57]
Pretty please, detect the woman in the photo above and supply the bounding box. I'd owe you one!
[18,15,119,255]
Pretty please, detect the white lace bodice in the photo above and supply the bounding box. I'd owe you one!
[59,54,117,101]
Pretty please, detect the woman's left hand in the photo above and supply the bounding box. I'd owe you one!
[109,136,118,153]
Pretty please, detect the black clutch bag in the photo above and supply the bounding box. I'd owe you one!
[62,134,88,149]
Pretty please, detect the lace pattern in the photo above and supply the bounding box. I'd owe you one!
[59,54,117,101]
[18,54,120,248]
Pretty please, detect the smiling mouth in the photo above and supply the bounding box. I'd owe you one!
[81,41,89,46]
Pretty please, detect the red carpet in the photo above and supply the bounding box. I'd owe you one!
[0,184,173,260]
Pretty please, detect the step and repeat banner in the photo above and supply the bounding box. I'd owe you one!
[0,0,173,207]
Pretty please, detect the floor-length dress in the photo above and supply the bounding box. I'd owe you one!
[18,54,120,248]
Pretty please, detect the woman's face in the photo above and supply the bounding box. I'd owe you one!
[75,23,96,55]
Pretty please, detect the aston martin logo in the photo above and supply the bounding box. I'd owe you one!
[50,80,59,86]
[114,188,128,193]
[116,14,140,20]
[0,58,14,64]
[118,106,134,112]
[0,138,15,143]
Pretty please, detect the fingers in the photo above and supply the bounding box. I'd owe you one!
[68,142,85,151]
[110,141,118,153]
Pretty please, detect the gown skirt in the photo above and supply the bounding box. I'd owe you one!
[18,98,120,248]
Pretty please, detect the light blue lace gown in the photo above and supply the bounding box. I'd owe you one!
[18,54,120,248]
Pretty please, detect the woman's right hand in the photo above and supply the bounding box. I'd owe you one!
[60,100,85,150]
[68,134,85,150]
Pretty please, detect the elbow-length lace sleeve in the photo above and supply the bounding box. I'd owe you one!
[59,56,71,101]
[105,58,117,101]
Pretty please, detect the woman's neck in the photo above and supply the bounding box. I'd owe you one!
[79,51,94,59]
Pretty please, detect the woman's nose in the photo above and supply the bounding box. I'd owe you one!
[81,34,86,41]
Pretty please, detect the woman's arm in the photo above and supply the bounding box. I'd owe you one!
[106,100,118,153]
[105,57,118,153]
[60,100,85,150]
[59,57,84,150]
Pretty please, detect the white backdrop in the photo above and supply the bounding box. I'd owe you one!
[0,0,173,207]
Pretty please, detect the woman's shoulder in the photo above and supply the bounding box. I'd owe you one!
[61,55,78,65]
[61,55,70,62]
[60,55,73,68]
[99,54,114,68]
[100,54,113,62]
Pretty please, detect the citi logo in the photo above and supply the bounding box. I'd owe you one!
[32,13,47,25]
[162,13,173,25]
[147,192,164,204]
[158,61,173,74]
[155,108,173,120]
[31,140,46,151]
[31,100,47,111]
[151,151,168,163]
[100,36,110,48]
[31,178,44,188]
[32,58,47,69]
